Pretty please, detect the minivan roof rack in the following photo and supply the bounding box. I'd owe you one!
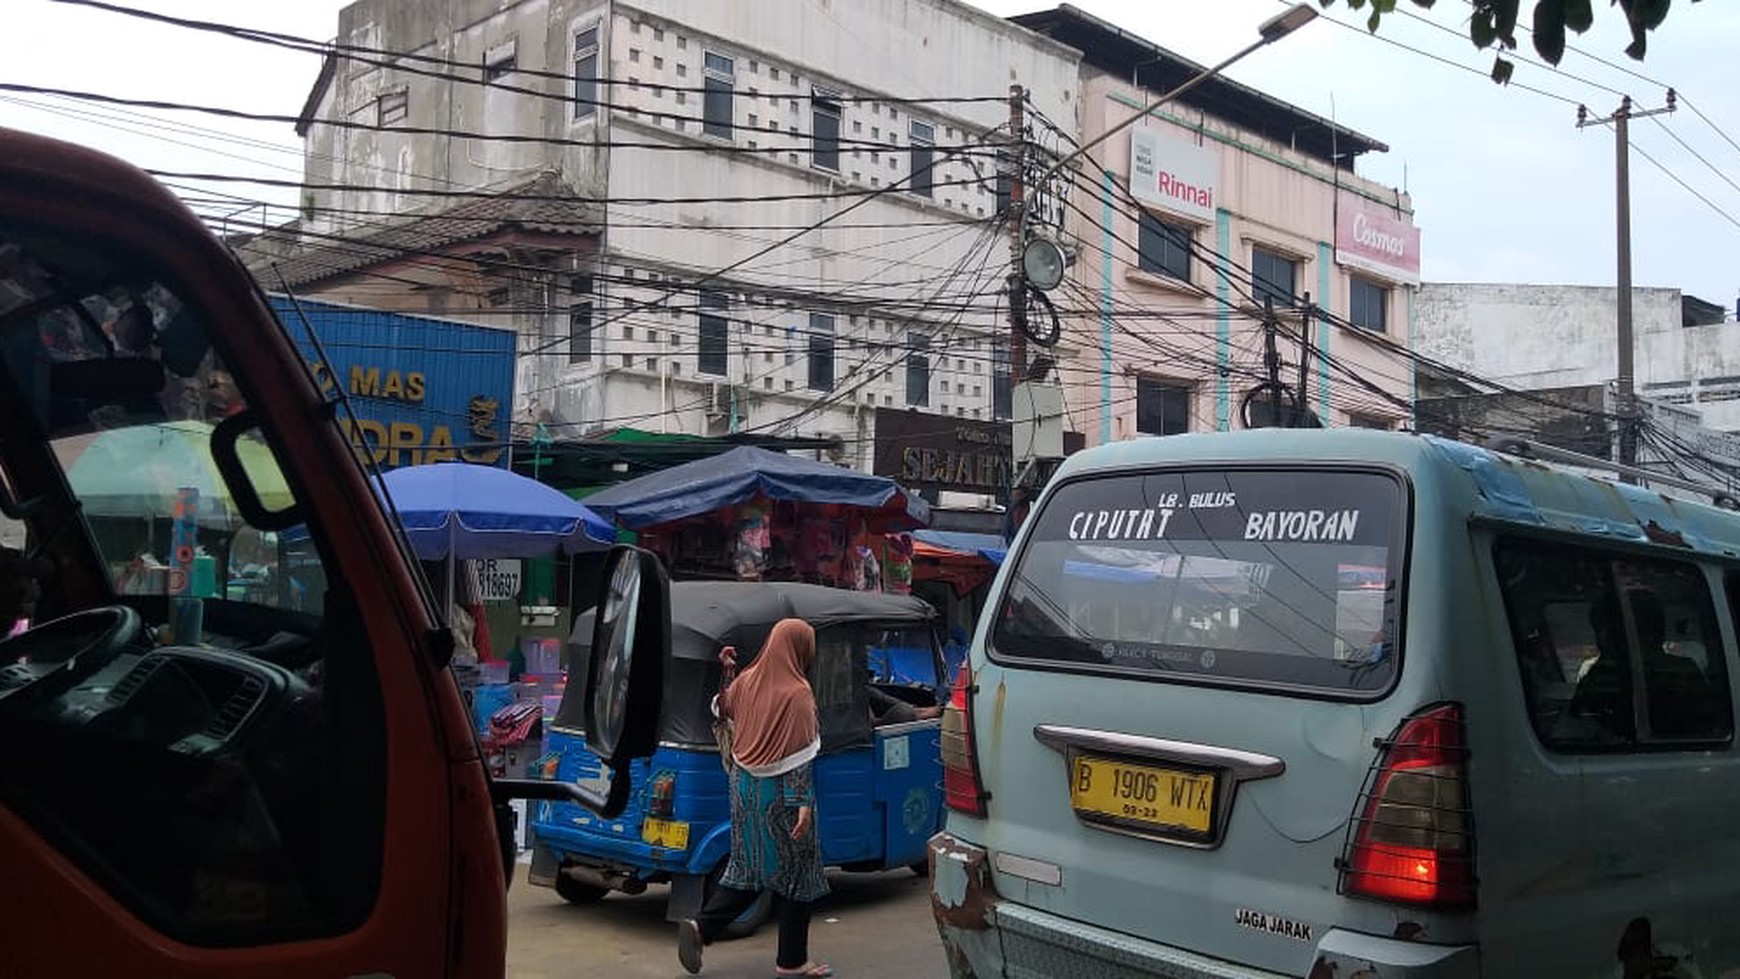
[1481,436,1740,511]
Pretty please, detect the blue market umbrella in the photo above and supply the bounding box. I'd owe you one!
[581,445,930,531]
[379,461,614,561]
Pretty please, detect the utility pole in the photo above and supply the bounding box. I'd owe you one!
[1297,292,1314,425]
[1262,296,1284,426]
[1007,85,1027,388]
[1579,91,1676,469]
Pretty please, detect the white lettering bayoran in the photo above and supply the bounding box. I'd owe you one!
[1242,509,1361,543]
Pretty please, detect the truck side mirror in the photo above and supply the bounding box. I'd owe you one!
[580,545,668,814]
[488,545,667,819]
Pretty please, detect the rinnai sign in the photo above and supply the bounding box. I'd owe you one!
[1129,128,1219,223]
[1335,197,1421,285]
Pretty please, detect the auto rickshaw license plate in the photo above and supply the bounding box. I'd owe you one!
[1069,755,1214,836]
[642,818,690,849]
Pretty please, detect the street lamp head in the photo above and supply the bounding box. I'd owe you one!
[1021,237,1070,292]
[1258,3,1317,44]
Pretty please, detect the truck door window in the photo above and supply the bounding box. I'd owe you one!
[0,223,385,945]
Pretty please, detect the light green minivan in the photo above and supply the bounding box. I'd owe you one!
[931,428,1740,978]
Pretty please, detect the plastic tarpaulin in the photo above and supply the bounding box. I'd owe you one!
[379,461,614,560]
[579,445,930,530]
[911,529,1005,597]
[560,580,936,750]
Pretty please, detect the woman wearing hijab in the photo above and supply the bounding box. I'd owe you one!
[678,618,832,978]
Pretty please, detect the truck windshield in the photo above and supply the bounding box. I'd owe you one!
[0,225,324,618]
[991,468,1406,697]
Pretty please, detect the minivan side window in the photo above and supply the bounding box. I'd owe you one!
[1494,539,1733,750]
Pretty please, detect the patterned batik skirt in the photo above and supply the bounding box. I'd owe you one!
[718,760,829,903]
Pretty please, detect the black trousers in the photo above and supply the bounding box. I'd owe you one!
[695,884,815,969]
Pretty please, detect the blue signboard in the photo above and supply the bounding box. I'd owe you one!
[269,295,517,470]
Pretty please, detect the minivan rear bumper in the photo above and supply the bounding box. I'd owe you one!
[929,832,1479,979]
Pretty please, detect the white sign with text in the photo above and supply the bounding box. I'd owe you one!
[1129,127,1220,224]
[477,558,523,603]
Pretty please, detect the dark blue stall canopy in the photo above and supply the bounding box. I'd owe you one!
[581,445,930,530]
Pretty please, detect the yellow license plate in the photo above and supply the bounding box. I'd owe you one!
[1069,756,1215,836]
[642,817,690,850]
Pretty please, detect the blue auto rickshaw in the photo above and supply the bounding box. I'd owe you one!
[528,581,944,935]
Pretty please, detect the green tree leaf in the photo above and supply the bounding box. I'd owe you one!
[1471,8,1499,47]
[1494,1,1520,44]
[1315,0,1695,71]
[1533,0,1568,63]
[1563,0,1594,33]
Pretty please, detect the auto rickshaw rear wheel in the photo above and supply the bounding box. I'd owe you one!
[555,872,609,905]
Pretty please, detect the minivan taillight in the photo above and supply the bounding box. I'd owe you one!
[940,661,989,816]
[1340,703,1475,908]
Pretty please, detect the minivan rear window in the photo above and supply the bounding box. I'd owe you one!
[991,468,1405,696]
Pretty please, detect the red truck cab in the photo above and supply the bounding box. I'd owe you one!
[0,126,665,977]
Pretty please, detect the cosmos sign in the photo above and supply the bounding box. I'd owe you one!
[1335,195,1421,285]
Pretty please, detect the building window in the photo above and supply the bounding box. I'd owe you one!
[906,332,931,406]
[702,51,734,139]
[1349,277,1389,332]
[483,39,517,84]
[1137,212,1192,282]
[568,276,594,364]
[812,89,841,172]
[807,313,835,391]
[697,290,729,376]
[1251,247,1298,308]
[573,26,600,120]
[376,90,408,126]
[909,120,935,198]
[992,346,1012,420]
[1136,378,1190,436]
[1349,413,1391,430]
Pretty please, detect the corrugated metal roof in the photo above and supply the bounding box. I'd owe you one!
[263,172,602,288]
[1009,5,1388,167]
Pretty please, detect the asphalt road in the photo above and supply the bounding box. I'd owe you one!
[506,863,948,979]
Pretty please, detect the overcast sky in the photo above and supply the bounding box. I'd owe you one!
[5,0,1737,309]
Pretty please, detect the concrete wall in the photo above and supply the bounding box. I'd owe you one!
[1058,68,1417,446]
[1414,282,1740,432]
[300,0,1079,478]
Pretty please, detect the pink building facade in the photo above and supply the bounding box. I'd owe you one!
[1014,7,1422,445]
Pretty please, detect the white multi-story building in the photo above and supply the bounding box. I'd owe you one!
[254,0,1080,491]
[1415,282,1737,428]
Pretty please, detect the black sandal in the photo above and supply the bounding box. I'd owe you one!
[678,919,703,975]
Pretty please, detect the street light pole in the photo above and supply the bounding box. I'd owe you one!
[1001,4,1317,534]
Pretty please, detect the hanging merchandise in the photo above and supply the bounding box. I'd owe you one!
[795,516,842,582]
[731,501,770,580]
[855,543,882,592]
[884,533,914,595]
[462,559,496,662]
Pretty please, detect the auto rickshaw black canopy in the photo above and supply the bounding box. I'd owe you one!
[558,581,938,751]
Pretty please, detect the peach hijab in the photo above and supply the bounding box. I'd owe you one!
[719,618,819,771]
